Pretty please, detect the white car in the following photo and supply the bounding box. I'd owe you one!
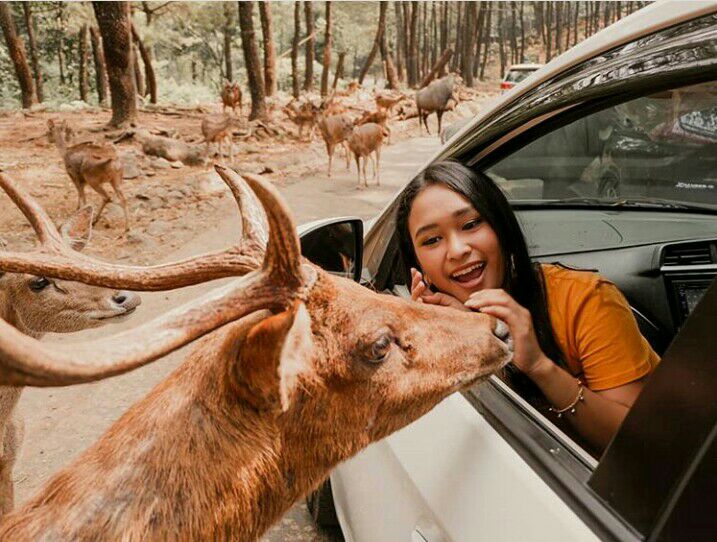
[301,2,717,541]
[500,63,544,92]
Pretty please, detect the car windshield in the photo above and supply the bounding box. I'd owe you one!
[505,69,534,84]
[486,81,717,211]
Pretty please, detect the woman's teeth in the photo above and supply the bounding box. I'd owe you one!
[451,263,485,283]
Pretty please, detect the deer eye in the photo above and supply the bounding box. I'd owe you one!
[368,333,393,364]
[28,277,50,292]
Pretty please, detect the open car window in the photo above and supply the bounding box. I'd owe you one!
[485,81,717,207]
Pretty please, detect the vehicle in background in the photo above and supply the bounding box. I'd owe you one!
[500,63,543,91]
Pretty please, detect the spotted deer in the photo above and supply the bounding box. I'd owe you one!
[0,167,511,540]
[46,119,130,232]
[348,122,389,188]
[201,114,237,164]
[316,113,354,178]
[0,192,140,518]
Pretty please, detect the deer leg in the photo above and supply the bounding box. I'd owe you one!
[0,414,23,517]
[436,110,444,136]
[417,107,423,133]
[91,183,112,226]
[354,154,362,188]
[110,179,130,232]
[326,142,333,178]
[423,113,431,135]
[74,180,87,210]
[375,147,381,185]
[362,156,369,187]
[343,142,351,170]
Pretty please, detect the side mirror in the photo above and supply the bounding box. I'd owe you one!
[299,217,363,283]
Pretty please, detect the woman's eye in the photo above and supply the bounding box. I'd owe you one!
[29,277,50,292]
[421,236,440,247]
[368,334,393,364]
[463,218,482,230]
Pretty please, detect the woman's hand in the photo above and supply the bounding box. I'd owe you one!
[410,268,468,312]
[465,289,551,376]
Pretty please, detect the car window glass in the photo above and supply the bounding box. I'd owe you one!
[485,81,717,207]
[505,70,532,83]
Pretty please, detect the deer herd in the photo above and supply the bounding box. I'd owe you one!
[0,74,483,540]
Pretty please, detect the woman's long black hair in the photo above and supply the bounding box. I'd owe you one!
[396,160,567,388]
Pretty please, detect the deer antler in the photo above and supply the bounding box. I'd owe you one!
[0,167,268,290]
[0,169,308,386]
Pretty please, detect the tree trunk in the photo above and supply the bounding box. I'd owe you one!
[394,1,406,82]
[79,24,89,102]
[131,24,157,104]
[133,44,145,97]
[452,2,462,72]
[479,2,491,80]
[303,1,314,91]
[90,26,109,106]
[510,2,518,64]
[320,1,331,97]
[497,3,506,78]
[421,2,428,80]
[92,1,137,127]
[332,50,346,90]
[519,2,525,61]
[419,47,453,88]
[258,2,277,97]
[464,3,483,87]
[57,4,66,85]
[237,1,266,120]
[358,2,387,85]
[408,1,419,87]
[545,1,552,61]
[291,1,301,98]
[0,3,38,108]
[431,1,437,68]
[555,1,562,55]
[21,3,43,102]
[573,2,580,47]
[379,27,398,89]
[223,1,234,82]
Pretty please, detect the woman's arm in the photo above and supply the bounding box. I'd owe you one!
[526,357,645,451]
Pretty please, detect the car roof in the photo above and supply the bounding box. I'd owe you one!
[446,1,717,154]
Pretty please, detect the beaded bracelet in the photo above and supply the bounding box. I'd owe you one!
[548,379,585,418]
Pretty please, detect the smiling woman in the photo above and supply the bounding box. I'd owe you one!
[395,160,659,454]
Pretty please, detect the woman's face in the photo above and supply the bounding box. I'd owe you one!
[408,184,504,303]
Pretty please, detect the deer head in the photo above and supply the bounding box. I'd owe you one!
[0,205,140,336]
[0,167,511,539]
[46,119,75,151]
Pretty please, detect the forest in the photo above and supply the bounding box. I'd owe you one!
[1,2,645,117]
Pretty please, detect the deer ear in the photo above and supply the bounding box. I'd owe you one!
[239,301,314,412]
[59,206,94,252]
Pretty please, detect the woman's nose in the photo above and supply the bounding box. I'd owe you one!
[446,233,471,259]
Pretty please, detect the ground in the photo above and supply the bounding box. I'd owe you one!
[0,86,497,540]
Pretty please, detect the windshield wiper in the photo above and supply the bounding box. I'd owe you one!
[529,197,717,211]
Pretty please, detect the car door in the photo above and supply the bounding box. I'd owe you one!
[331,12,717,542]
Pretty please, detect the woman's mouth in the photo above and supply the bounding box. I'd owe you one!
[450,262,486,288]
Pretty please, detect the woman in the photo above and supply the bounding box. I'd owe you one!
[396,160,658,452]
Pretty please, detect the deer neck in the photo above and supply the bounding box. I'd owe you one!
[0,331,336,541]
[0,293,43,340]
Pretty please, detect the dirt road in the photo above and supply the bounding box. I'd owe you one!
[14,134,441,540]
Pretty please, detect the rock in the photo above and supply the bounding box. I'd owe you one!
[151,157,172,169]
[169,160,183,169]
[195,171,228,196]
[101,204,127,227]
[146,221,170,237]
[120,153,143,179]
[166,189,185,201]
[126,231,157,249]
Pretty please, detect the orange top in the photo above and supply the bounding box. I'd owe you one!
[541,264,659,391]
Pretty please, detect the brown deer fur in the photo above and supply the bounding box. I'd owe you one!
[46,119,130,232]
[201,114,237,164]
[355,107,392,144]
[348,123,388,188]
[316,113,354,178]
[0,208,140,517]
[221,81,243,115]
[0,168,512,541]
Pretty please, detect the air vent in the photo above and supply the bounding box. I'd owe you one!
[662,242,715,266]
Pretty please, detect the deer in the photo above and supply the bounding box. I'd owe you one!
[355,106,392,144]
[0,199,141,518]
[415,73,460,136]
[46,119,130,233]
[221,80,243,116]
[201,114,237,164]
[283,99,320,141]
[0,166,512,541]
[316,113,354,178]
[348,122,388,189]
[375,91,406,114]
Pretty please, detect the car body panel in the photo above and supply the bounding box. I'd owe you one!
[334,393,599,542]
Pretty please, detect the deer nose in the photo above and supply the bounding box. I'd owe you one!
[112,291,141,310]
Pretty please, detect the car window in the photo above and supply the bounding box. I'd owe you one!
[505,70,533,84]
[486,81,717,207]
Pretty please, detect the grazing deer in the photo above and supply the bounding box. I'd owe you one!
[415,73,459,136]
[46,119,130,233]
[0,201,141,517]
[316,113,354,178]
[221,81,243,116]
[283,99,320,141]
[348,123,388,189]
[355,106,392,144]
[201,114,237,164]
[0,167,511,541]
